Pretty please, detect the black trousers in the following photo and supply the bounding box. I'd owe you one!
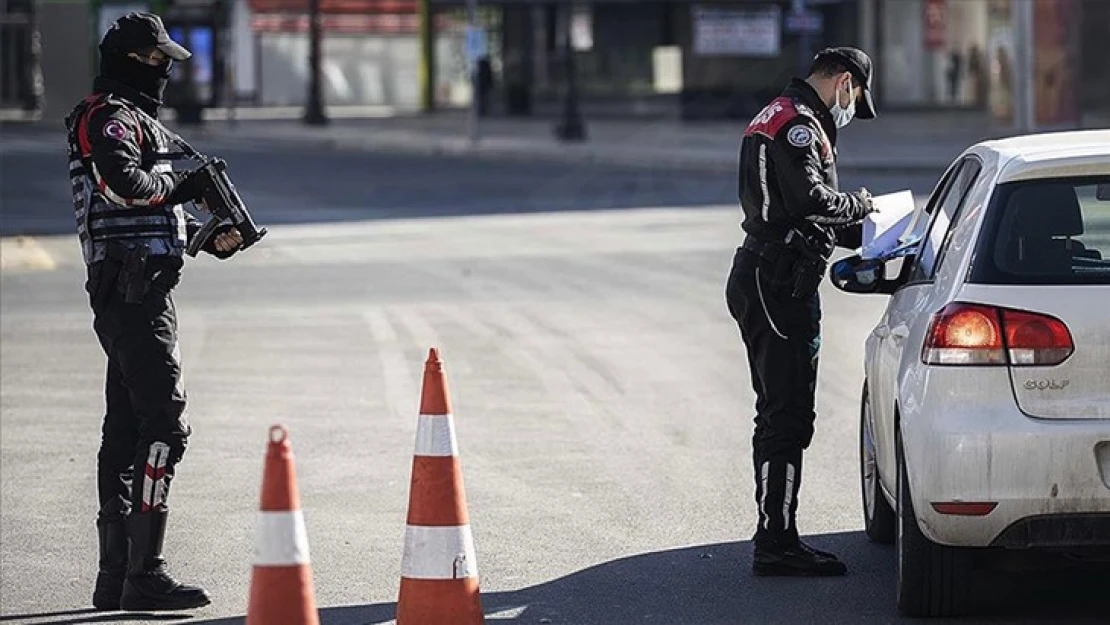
[725,247,821,547]
[87,262,190,524]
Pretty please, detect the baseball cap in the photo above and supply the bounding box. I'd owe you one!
[812,47,876,119]
[100,12,191,61]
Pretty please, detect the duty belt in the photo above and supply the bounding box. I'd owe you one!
[91,244,183,307]
[742,236,792,264]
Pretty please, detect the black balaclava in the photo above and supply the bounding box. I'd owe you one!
[99,47,173,104]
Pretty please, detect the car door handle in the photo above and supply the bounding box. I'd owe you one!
[891,324,910,340]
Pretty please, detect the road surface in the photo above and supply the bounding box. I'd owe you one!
[2,136,1105,624]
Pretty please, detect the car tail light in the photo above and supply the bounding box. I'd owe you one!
[922,303,1006,365]
[1001,309,1074,366]
[922,303,1073,367]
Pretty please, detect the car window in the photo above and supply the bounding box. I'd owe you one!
[910,158,982,281]
[971,175,1110,285]
[898,168,956,251]
[928,160,983,277]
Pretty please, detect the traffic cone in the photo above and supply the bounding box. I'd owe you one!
[396,348,484,624]
[247,425,319,625]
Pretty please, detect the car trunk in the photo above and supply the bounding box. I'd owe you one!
[958,285,1110,420]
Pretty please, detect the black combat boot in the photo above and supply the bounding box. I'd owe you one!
[750,454,846,576]
[119,510,210,611]
[753,538,848,577]
[92,518,129,610]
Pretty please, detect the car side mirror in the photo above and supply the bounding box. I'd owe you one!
[830,254,886,294]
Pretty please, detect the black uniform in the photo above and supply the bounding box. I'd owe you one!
[725,78,871,568]
[67,11,230,613]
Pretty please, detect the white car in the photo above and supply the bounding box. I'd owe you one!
[830,130,1110,617]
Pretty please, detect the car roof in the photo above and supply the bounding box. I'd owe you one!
[972,130,1110,183]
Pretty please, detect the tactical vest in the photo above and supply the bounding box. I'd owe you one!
[65,93,189,265]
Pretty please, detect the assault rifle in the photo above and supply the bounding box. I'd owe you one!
[136,108,268,258]
[180,155,267,258]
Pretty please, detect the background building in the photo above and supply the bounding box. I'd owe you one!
[860,0,1099,131]
[0,0,42,113]
[2,0,1107,125]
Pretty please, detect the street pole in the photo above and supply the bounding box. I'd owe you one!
[794,0,810,78]
[1013,0,1035,134]
[224,0,237,128]
[553,0,585,141]
[466,0,479,144]
[24,0,44,114]
[303,0,328,125]
[418,0,434,112]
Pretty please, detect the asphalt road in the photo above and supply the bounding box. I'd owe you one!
[0,128,941,237]
[2,138,1106,624]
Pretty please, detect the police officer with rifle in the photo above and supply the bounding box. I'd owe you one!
[725,48,880,577]
[65,12,264,611]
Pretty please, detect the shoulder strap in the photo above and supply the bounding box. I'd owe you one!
[126,105,207,163]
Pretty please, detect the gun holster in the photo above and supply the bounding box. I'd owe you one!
[789,254,827,300]
[89,243,150,308]
[743,236,827,300]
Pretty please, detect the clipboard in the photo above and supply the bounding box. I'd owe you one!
[860,190,917,260]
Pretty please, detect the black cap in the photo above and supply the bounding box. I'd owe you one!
[812,47,876,120]
[99,12,191,61]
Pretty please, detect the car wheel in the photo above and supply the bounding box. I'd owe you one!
[895,427,973,617]
[860,383,895,544]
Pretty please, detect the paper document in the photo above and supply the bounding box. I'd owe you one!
[860,190,917,259]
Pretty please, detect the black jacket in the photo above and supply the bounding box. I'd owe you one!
[66,77,203,264]
[737,79,868,259]
[79,77,186,206]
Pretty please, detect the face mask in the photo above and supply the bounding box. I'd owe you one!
[100,51,173,103]
[132,59,172,101]
[830,77,856,129]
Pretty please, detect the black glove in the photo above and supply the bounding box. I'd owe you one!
[166,169,208,206]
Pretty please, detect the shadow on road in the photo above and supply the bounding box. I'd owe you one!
[0,608,192,624]
[182,532,1107,625]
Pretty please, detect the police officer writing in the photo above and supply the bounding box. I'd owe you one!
[726,47,879,577]
[65,13,242,612]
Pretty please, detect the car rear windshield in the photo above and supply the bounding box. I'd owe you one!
[972,176,1110,285]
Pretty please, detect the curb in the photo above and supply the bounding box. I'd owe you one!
[222,131,952,175]
[1,125,952,175]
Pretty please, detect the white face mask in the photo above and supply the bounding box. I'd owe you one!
[830,77,856,129]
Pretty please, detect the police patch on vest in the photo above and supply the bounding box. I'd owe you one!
[103,120,130,141]
[786,125,815,148]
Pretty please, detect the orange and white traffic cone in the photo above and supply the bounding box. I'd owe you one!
[247,425,320,625]
[396,348,484,625]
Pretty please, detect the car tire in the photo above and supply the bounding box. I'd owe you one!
[895,427,973,617]
[860,383,895,544]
